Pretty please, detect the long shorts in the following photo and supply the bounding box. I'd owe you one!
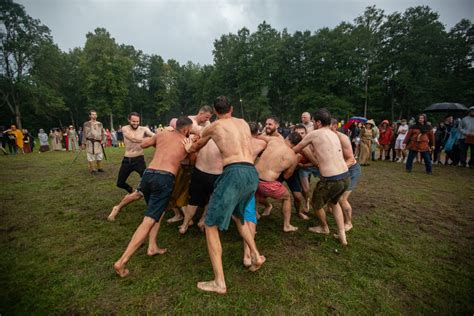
[395,138,405,150]
[87,152,103,162]
[347,163,361,191]
[139,169,175,222]
[168,165,192,208]
[244,195,257,224]
[312,172,350,210]
[256,179,288,199]
[188,167,220,208]
[205,162,258,231]
[278,172,302,193]
[116,155,147,193]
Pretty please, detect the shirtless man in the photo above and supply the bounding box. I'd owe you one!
[167,106,214,223]
[184,96,265,295]
[178,138,223,234]
[113,117,194,277]
[260,116,306,220]
[240,122,267,266]
[330,119,361,232]
[292,108,350,245]
[255,132,302,232]
[108,113,154,221]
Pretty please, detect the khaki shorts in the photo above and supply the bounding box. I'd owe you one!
[312,176,349,210]
[168,165,192,208]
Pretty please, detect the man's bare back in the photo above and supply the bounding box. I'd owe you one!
[192,117,254,165]
[145,131,189,175]
[250,137,267,162]
[335,131,356,167]
[294,128,348,177]
[256,139,298,181]
[195,139,223,174]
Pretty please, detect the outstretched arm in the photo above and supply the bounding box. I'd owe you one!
[141,135,156,148]
[184,124,213,153]
[292,133,313,153]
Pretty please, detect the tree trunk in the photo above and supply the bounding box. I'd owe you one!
[15,102,22,129]
[110,113,114,130]
[363,65,369,118]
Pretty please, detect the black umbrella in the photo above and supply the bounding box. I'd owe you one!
[424,102,468,112]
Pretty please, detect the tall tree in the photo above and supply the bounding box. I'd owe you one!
[0,0,54,128]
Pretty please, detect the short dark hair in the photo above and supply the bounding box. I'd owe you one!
[199,105,214,114]
[248,122,259,136]
[89,110,97,116]
[214,96,231,114]
[313,108,331,126]
[293,124,306,132]
[330,118,338,126]
[287,132,302,145]
[266,115,280,125]
[128,112,140,119]
[176,116,193,130]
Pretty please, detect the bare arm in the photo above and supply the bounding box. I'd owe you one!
[144,127,155,137]
[283,155,299,179]
[185,124,213,153]
[302,147,319,167]
[292,133,314,153]
[141,135,156,148]
[122,127,143,143]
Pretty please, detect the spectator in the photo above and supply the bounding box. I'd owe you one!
[105,128,112,147]
[0,126,8,155]
[68,125,80,151]
[117,125,124,148]
[50,129,63,151]
[371,121,379,161]
[459,106,474,168]
[378,120,393,160]
[111,128,118,147]
[38,129,50,152]
[359,119,375,166]
[394,119,409,163]
[6,125,23,154]
[22,129,32,153]
[403,114,434,174]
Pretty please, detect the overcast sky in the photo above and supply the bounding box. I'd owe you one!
[17,0,474,65]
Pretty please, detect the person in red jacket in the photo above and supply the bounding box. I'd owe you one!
[403,114,435,174]
[378,120,393,160]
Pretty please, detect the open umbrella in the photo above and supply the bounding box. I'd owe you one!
[424,102,468,112]
[343,117,367,130]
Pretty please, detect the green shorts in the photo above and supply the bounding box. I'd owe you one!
[205,162,258,231]
[312,172,350,210]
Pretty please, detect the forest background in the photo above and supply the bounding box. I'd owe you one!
[1,0,473,131]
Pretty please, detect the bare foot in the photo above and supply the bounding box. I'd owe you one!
[298,212,310,220]
[344,223,353,232]
[308,225,330,235]
[147,247,167,256]
[107,206,120,222]
[283,225,299,232]
[333,234,348,246]
[197,280,227,295]
[167,214,183,223]
[249,255,266,272]
[197,220,205,232]
[262,203,273,216]
[243,257,252,268]
[113,262,129,277]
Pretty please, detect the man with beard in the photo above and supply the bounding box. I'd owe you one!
[113,117,194,277]
[292,108,350,246]
[108,112,155,221]
[82,110,106,173]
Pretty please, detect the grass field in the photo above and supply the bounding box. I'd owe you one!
[1,148,473,314]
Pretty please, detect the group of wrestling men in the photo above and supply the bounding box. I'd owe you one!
[108,96,361,295]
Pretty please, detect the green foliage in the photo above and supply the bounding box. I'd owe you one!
[1,1,473,130]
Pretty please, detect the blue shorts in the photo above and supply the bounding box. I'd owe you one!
[205,163,258,231]
[299,166,321,178]
[347,163,361,191]
[244,195,257,224]
[139,169,175,222]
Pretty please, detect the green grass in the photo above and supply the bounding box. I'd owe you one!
[1,148,473,314]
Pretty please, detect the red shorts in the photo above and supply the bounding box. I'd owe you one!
[256,180,288,199]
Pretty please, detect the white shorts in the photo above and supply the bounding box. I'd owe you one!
[87,152,104,162]
[395,138,405,150]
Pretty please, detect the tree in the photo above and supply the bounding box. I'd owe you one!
[80,28,132,129]
[0,0,54,128]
